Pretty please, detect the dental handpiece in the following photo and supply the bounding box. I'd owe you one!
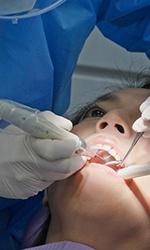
[0,100,96,157]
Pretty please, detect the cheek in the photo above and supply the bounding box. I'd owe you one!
[67,166,129,212]
[71,122,95,138]
[128,139,150,165]
[131,176,150,208]
[141,140,150,163]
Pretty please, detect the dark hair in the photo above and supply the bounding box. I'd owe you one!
[69,72,150,125]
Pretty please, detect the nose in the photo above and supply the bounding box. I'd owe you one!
[95,110,133,137]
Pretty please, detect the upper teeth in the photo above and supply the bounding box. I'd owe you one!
[91,144,120,161]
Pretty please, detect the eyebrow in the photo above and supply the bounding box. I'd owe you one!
[96,92,119,103]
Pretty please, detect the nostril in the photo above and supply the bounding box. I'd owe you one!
[115,124,124,133]
[100,122,108,129]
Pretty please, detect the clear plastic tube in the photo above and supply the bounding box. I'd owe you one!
[0,0,66,23]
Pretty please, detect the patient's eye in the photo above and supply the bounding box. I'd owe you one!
[81,105,106,120]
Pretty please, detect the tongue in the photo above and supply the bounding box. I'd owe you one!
[89,150,116,165]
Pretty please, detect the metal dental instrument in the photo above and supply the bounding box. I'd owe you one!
[0,99,97,157]
[106,132,144,166]
[117,163,150,179]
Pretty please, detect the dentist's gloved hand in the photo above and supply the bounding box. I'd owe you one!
[0,111,87,199]
[132,96,150,138]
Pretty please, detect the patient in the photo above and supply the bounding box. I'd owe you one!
[23,85,150,250]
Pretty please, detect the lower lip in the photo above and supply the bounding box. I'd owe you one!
[86,162,125,181]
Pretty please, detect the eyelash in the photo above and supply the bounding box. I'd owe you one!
[80,103,106,120]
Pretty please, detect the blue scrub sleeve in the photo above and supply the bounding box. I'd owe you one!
[97,0,150,58]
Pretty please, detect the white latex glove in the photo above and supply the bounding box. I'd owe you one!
[0,111,87,199]
[132,96,150,138]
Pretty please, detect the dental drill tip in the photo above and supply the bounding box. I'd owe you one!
[77,137,97,157]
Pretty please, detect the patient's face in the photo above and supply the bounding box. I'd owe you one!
[73,88,150,167]
[47,88,150,243]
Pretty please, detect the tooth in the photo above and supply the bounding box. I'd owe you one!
[91,144,102,150]
[102,145,111,151]
[115,155,120,161]
[90,143,121,162]
[109,149,117,157]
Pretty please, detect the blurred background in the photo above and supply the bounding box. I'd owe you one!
[67,27,150,113]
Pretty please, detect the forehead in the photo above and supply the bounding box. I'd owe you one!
[96,88,150,108]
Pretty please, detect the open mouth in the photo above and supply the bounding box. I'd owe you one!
[88,144,124,171]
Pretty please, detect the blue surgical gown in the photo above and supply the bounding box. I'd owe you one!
[0,0,150,249]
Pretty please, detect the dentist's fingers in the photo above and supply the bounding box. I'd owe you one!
[30,138,81,161]
[140,96,150,112]
[141,106,150,120]
[132,96,150,138]
[41,111,73,131]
